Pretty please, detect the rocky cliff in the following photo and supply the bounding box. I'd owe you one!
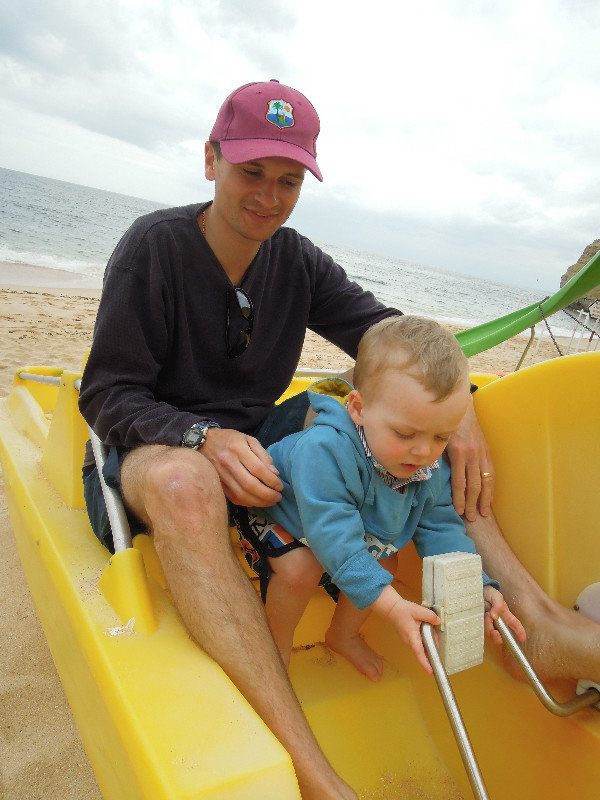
[560,239,600,310]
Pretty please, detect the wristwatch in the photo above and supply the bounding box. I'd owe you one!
[180,420,221,450]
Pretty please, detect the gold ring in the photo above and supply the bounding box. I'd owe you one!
[481,472,493,479]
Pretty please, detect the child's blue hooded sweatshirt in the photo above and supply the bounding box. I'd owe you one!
[260,379,497,610]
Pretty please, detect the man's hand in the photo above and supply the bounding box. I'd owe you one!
[201,428,283,507]
[445,396,495,522]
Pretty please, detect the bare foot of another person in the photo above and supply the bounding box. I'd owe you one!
[501,596,600,685]
[325,627,384,682]
[464,512,600,686]
[295,762,358,800]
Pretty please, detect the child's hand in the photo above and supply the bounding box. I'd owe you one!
[372,585,440,674]
[483,585,526,645]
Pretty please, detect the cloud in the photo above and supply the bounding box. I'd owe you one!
[0,0,297,149]
[298,1,599,288]
[289,186,583,292]
[1,0,599,291]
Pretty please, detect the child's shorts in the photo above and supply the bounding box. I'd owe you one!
[232,507,339,604]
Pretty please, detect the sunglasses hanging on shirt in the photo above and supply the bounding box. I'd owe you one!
[226,287,254,358]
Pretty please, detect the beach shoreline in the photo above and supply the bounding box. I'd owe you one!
[0,273,576,800]
[0,258,577,399]
[0,260,103,291]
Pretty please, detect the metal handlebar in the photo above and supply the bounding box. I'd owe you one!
[421,608,600,800]
[87,425,133,553]
[17,371,133,553]
[421,623,490,800]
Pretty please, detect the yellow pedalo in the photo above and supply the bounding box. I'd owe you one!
[0,353,599,799]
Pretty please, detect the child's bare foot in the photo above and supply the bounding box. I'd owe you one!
[325,627,384,681]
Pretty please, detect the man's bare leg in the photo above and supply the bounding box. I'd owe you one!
[120,445,357,800]
[465,511,600,683]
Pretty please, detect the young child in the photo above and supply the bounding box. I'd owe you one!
[238,316,526,680]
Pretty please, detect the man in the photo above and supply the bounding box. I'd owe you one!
[79,80,598,799]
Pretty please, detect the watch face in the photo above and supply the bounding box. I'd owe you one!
[182,425,206,448]
[181,421,219,449]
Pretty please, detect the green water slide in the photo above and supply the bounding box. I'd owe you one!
[456,249,600,357]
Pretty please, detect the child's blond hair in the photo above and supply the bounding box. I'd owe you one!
[353,316,468,401]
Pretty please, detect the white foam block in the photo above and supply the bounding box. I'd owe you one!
[422,552,485,675]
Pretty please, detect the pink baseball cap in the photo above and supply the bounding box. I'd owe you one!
[210,79,323,181]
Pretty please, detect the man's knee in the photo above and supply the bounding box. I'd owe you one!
[122,446,226,528]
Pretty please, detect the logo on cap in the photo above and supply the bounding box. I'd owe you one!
[266,99,294,129]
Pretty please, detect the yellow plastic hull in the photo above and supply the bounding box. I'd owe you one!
[1,356,599,799]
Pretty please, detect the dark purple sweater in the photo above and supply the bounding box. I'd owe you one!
[79,203,400,460]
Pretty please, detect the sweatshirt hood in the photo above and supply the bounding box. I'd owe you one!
[307,378,358,438]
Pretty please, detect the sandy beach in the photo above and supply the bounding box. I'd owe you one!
[0,266,573,799]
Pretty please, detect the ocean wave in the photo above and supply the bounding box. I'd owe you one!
[1,168,586,342]
[0,245,104,278]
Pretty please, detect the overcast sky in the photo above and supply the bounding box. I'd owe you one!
[1,0,599,291]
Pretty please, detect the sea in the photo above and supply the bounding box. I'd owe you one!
[0,166,578,337]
